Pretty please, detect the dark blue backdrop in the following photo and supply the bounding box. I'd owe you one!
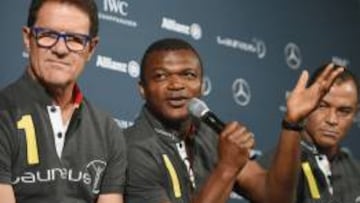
[1,1,360,202]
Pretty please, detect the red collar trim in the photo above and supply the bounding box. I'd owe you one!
[73,84,83,107]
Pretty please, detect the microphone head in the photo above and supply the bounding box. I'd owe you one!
[187,98,209,118]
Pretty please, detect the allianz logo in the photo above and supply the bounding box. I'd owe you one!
[96,55,140,78]
[216,36,266,59]
[161,17,202,40]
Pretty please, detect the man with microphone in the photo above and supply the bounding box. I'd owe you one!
[124,38,343,203]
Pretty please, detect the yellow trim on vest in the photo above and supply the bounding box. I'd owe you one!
[302,162,320,199]
[162,154,181,198]
[17,115,39,165]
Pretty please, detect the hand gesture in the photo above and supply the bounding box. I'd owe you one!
[217,122,254,173]
[285,63,344,123]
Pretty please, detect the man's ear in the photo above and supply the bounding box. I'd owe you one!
[138,81,145,99]
[87,36,99,61]
[22,26,31,53]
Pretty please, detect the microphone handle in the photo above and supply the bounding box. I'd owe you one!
[202,111,225,134]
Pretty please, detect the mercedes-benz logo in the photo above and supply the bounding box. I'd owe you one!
[201,76,212,96]
[284,42,302,70]
[86,160,107,194]
[232,78,251,106]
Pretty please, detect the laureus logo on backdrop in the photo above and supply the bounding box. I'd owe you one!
[284,42,302,70]
[216,36,266,59]
[201,76,212,96]
[98,0,138,27]
[232,78,251,106]
[96,55,140,78]
[161,17,202,40]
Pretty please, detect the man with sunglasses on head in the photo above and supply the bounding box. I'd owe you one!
[0,1,126,203]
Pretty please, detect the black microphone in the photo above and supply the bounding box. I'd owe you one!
[187,97,259,159]
[187,98,225,134]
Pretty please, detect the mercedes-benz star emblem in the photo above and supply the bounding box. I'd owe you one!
[232,78,251,106]
[284,42,302,70]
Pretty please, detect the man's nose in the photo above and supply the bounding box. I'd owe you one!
[52,36,69,54]
[326,109,339,126]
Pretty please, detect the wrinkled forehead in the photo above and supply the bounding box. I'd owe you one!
[324,80,359,106]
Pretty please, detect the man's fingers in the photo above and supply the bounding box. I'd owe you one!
[292,70,309,93]
[314,64,344,95]
[227,127,254,148]
[315,63,335,82]
[323,66,344,89]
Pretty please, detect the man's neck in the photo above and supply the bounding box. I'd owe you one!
[148,110,193,139]
[318,146,339,161]
[163,119,192,137]
[48,85,74,109]
[27,67,75,110]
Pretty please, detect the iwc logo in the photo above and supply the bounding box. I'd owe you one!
[232,78,251,106]
[99,0,137,27]
[284,42,302,70]
[103,0,128,16]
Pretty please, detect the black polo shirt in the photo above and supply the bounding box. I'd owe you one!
[0,73,126,203]
[124,106,219,203]
[259,141,360,203]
